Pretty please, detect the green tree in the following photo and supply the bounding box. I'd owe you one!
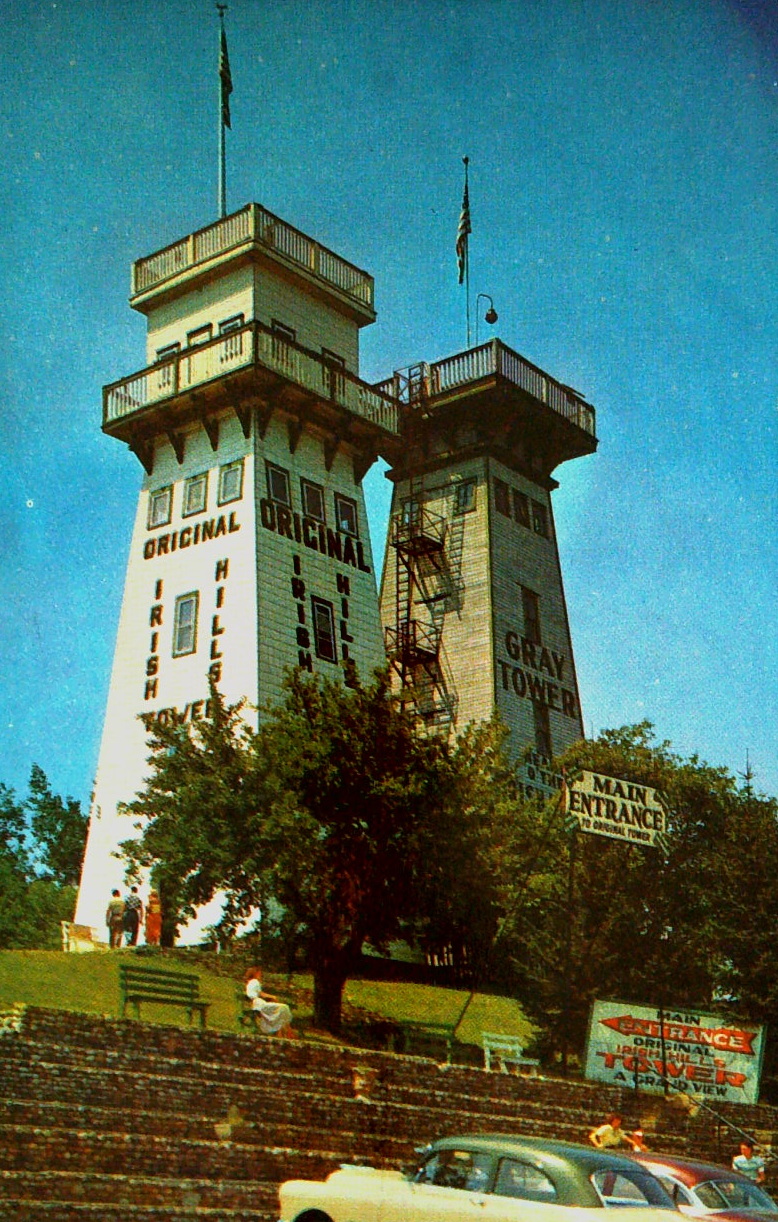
[505,722,775,1067]
[124,669,460,1032]
[0,779,80,949]
[26,764,88,887]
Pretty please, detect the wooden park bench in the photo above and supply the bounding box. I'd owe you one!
[119,964,209,1028]
[482,1030,540,1075]
[395,1020,457,1063]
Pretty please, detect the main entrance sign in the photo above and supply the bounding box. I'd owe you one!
[563,770,668,849]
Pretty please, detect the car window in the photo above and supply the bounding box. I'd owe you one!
[695,1183,731,1209]
[700,1181,777,1212]
[592,1169,674,1208]
[416,1150,492,1192]
[493,1159,558,1202]
[657,1175,694,1206]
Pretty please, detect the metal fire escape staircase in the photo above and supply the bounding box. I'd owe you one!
[385,365,458,732]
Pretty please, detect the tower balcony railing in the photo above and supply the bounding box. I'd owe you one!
[103,321,400,435]
[131,203,374,310]
[375,339,596,436]
[391,504,446,554]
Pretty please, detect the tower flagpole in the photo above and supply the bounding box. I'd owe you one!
[456,156,472,348]
[217,4,233,219]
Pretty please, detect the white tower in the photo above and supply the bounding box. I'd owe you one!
[76,205,398,934]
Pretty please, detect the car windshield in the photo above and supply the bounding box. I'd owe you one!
[695,1180,778,1212]
[592,1168,675,1208]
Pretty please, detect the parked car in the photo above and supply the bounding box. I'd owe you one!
[279,1134,677,1222]
[630,1153,778,1221]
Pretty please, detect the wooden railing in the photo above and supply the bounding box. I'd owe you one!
[376,340,596,436]
[103,321,399,434]
[131,204,374,310]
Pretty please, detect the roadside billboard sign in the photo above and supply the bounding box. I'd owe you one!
[584,998,765,1105]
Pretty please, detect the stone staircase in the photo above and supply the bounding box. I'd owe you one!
[0,1004,771,1221]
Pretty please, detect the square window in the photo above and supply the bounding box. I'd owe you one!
[182,473,208,518]
[311,596,337,662]
[531,499,549,537]
[218,460,243,505]
[400,497,421,530]
[219,314,244,334]
[148,486,172,530]
[521,586,541,644]
[173,592,199,657]
[494,478,511,517]
[321,348,346,369]
[218,315,245,363]
[187,323,213,347]
[301,479,325,522]
[271,320,296,343]
[335,493,358,536]
[512,488,530,527]
[454,480,476,515]
[155,342,181,363]
[266,462,291,507]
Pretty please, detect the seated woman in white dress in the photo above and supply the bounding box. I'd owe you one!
[243,967,295,1037]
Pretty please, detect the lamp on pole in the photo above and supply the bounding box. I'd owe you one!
[475,294,499,347]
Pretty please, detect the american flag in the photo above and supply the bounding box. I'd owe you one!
[220,26,233,129]
[456,174,471,284]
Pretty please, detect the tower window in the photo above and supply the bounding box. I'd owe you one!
[172,592,199,657]
[271,320,296,343]
[335,493,358,536]
[532,702,553,760]
[187,324,213,347]
[219,315,245,362]
[148,486,172,530]
[219,314,244,334]
[521,586,541,645]
[182,473,208,517]
[512,489,530,527]
[494,478,511,517]
[311,597,337,662]
[454,480,476,515]
[266,462,291,507]
[531,499,549,538]
[301,478,326,522]
[218,460,243,505]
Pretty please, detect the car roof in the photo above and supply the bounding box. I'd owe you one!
[432,1134,657,1173]
[633,1153,757,1186]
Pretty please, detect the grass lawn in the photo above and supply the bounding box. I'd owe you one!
[0,949,535,1054]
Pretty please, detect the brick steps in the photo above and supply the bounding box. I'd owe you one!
[1,1004,753,1221]
[2,1206,273,1222]
[0,1169,278,1214]
[0,1125,340,1182]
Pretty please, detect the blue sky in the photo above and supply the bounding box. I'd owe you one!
[2,0,777,810]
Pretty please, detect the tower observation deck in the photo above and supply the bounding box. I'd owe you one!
[104,203,399,478]
[376,339,597,766]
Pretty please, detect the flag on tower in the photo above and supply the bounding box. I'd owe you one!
[456,161,471,284]
[220,25,233,129]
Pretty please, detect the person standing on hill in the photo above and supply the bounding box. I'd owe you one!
[122,886,144,947]
[105,889,124,948]
[144,890,162,946]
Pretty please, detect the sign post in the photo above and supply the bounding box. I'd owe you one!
[561,769,669,1090]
